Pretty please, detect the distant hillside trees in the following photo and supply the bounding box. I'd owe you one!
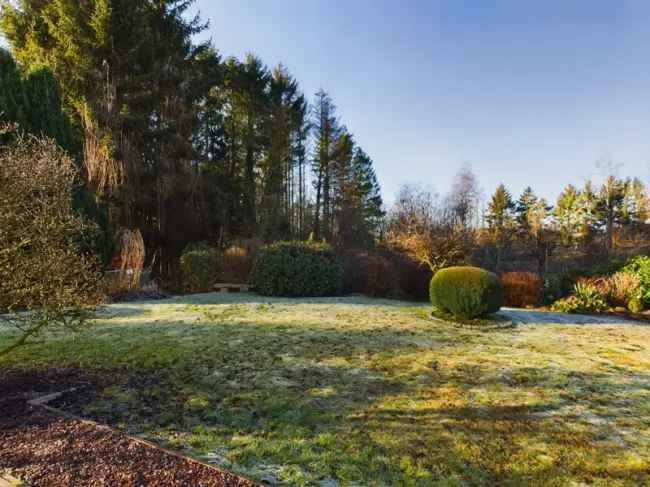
[387,169,650,275]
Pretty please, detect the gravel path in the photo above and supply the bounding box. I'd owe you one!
[498,308,643,325]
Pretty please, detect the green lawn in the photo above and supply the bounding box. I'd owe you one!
[2,293,650,486]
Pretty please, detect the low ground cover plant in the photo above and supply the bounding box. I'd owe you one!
[430,266,503,319]
[250,241,344,296]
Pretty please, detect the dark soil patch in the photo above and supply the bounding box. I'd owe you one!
[0,366,96,399]
[0,368,256,487]
[110,289,172,302]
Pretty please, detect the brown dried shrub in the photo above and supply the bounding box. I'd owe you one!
[501,271,542,307]
[219,245,252,283]
[342,251,391,297]
[342,250,431,300]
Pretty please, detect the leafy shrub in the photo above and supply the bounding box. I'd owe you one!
[0,133,103,356]
[219,245,252,283]
[341,250,400,298]
[429,266,503,319]
[542,273,564,304]
[551,282,608,314]
[250,241,344,297]
[393,255,433,301]
[622,255,650,306]
[359,254,399,297]
[628,297,644,313]
[341,249,431,300]
[180,244,221,292]
[501,272,541,307]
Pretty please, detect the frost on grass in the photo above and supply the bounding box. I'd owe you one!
[1,293,650,486]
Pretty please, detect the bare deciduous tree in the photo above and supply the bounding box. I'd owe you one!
[385,184,473,272]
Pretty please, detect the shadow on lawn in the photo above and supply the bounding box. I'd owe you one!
[96,293,427,323]
[3,316,431,435]
[5,360,649,484]
[361,364,650,484]
[498,308,646,326]
[111,291,426,308]
[4,304,650,485]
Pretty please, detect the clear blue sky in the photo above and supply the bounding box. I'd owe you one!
[3,2,648,205]
[192,0,650,205]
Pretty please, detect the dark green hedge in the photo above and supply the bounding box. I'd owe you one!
[180,244,221,293]
[430,266,503,319]
[250,241,344,297]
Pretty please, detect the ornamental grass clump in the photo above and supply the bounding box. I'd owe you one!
[550,271,642,314]
[250,241,343,297]
[430,266,503,319]
[551,281,609,314]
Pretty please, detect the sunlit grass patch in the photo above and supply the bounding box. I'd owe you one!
[1,292,650,485]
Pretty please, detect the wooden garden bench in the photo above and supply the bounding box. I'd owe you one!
[213,283,253,293]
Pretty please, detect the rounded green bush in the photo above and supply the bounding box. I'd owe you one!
[430,266,503,319]
[180,244,221,292]
[250,241,344,297]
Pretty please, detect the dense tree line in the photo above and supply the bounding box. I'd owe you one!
[0,0,383,276]
[3,0,647,283]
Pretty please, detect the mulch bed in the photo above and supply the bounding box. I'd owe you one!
[0,369,256,487]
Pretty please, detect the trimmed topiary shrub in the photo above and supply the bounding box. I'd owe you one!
[180,244,221,293]
[430,266,503,319]
[250,241,344,297]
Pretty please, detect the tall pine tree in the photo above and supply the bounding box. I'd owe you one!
[485,183,516,269]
